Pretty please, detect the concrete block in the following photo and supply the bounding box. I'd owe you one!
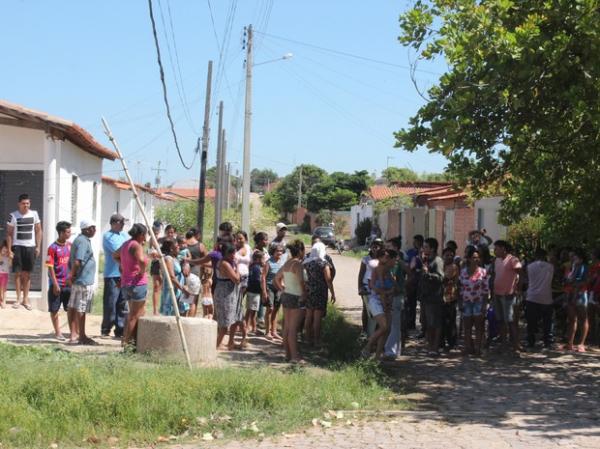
[137,316,217,363]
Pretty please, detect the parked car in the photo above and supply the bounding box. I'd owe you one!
[312,226,336,247]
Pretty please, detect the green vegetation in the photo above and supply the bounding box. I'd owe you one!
[396,0,600,246]
[0,306,400,448]
[265,166,372,214]
[381,167,452,184]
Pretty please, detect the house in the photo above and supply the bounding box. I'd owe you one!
[100,176,174,236]
[0,99,117,309]
[351,181,506,255]
[350,182,451,240]
[156,186,216,202]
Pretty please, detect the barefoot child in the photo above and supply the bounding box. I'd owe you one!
[244,251,264,333]
[0,240,11,308]
[179,262,200,317]
[201,266,214,319]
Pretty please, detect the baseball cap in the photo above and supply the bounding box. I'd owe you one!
[80,219,96,230]
[110,213,128,223]
[276,222,288,231]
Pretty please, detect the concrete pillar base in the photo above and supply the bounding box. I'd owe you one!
[137,316,217,363]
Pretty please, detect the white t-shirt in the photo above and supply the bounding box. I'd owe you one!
[8,210,40,247]
[526,260,554,305]
[181,273,201,304]
[235,244,252,277]
[361,255,379,288]
[0,255,10,274]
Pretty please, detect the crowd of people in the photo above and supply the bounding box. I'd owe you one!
[2,193,599,363]
[1,193,338,362]
[358,230,600,360]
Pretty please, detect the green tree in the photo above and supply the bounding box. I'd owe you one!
[396,0,600,245]
[330,170,373,196]
[381,167,419,183]
[268,165,327,214]
[251,168,278,193]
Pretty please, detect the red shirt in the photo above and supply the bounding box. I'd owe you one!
[588,262,600,295]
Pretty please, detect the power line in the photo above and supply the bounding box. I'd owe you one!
[147,0,195,170]
[254,30,442,76]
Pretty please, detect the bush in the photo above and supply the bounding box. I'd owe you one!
[354,218,372,246]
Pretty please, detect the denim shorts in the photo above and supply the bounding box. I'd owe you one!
[494,294,516,323]
[462,300,484,318]
[368,295,385,317]
[570,292,589,308]
[122,284,148,302]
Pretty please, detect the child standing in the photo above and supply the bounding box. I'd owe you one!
[201,266,214,319]
[46,222,75,340]
[179,262,200,317]
[0,240,11,308]
[244,251,264,334]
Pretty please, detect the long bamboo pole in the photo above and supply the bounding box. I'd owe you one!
[101,117,193,370]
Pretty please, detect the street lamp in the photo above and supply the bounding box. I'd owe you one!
[241,24,292,233]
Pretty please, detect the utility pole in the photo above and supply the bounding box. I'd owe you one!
[219,129,227,217]
[214,101,224,241]
[151,160,166,189]
[197,60,213,234]
[241,24,253,233]
[234,168,240,208]
[225,162,231,210]
[297,165,303,210]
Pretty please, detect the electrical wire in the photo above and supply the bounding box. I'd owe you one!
[147,0,195,170]
[255,30,442,76]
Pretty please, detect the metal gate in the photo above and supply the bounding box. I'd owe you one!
[0,170,44,291]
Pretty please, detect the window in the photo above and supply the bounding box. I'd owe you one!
[71,175,78,224]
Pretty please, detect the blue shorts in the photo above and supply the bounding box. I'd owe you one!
[48,287,71,313]
[122,285,147,302]
[462,300,484,318]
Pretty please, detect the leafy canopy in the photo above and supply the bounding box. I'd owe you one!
[396,0,600,245]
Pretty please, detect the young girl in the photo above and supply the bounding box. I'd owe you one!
[244,251,264,334]
[0,240,11,308]
[176,237,191,264]
[201,267,214,320]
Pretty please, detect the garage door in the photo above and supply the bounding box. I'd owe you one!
[0,170,44,291]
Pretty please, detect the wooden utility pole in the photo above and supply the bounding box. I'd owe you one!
[151,160,166,189]
[213,101,224,241]
[197,60,213,234]
[241,24,253,233]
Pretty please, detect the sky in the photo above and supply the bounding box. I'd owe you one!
[1,0,449,186]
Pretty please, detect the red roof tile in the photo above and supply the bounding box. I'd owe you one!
[0,99,117,160]
[368,182,452,201]
[156,187,216,200]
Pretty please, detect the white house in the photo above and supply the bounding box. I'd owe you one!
[0,99,117,309]
[100,176,172,237]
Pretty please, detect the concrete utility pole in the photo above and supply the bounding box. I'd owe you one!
[214,101,224,241]
[225,162,231,210]
[241,24,253,233]
[219,129,227,217]
[197,60,213,233]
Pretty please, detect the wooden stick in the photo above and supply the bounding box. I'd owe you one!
[101,117,193,370]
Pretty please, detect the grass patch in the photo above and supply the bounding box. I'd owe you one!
[289,232,313,247]
[0,343,399,448]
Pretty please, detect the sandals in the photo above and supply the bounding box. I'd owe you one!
[22,304,32,311]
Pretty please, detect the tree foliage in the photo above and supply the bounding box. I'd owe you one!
[267,167,373,213]
[396,0,600,245]
[381,167,419,183]
[251,168,278,193]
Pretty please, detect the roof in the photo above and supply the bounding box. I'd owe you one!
[0,99,117,160]
[156,187,216,200]
[367,182,452,201]
[102,176,174,201]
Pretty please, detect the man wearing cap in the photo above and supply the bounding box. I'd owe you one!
[269,223,289,262]
[67,220,97,345]
[101,213,129,338]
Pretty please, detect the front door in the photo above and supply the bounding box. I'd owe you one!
[0,170,44,291]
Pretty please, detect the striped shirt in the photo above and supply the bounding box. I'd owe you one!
[8,210,40,247]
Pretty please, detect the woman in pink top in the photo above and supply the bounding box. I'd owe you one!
[459,247,490,356]
[114,223,149,347]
